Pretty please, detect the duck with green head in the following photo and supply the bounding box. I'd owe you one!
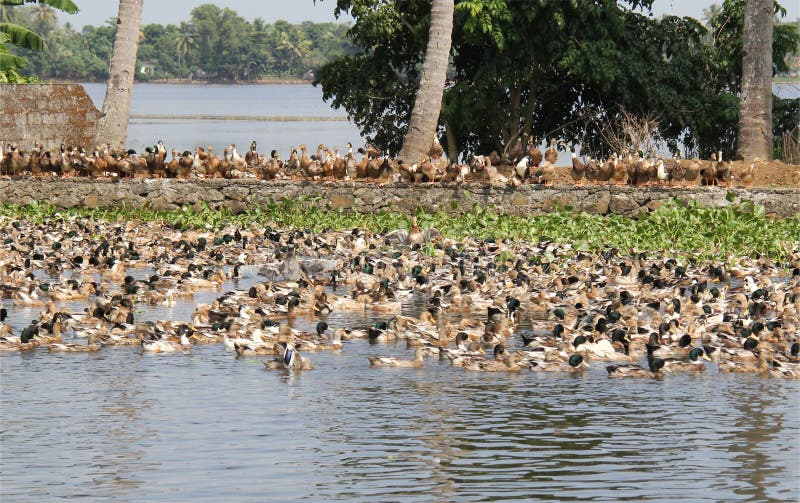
[533,354,589,372]
[606,357,665,377]
[661,347,711,372]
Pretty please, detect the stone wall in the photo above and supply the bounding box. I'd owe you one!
[0,178,798,217]
[0,84,100,151]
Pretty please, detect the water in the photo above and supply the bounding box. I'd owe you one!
[2,280,799,502]
[774,83,800,100]
[80,83,364,157]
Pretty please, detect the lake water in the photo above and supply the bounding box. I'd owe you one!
[81,83,365,158]
[2,272,799,502]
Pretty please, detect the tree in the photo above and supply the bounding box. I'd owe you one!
[95,0,143,150]
[736,0,773,160]
[174,23,196,78]
[398,0,454,163]
[316,0,796,160]
[705,0,797,158]
[30,2,55,35]
[0,0,78,82]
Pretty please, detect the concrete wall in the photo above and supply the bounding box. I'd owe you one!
[0,84,100,151]
[0,178,797,217]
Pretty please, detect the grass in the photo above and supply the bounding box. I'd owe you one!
[1,199,799,260]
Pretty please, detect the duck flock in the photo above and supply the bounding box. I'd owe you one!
[1,215,798,378]
[0,138,755,187]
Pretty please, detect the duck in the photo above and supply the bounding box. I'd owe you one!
[606,357,665,377]
[701,153,717,186]
[532,354,589,372]
[48,342,102,352]
[612,154,627,184]
[571,150,586,185]
[597,158,614,184]
[142,333,191,353]
[684,159,701,185]
[667,157,685,186]
[408,217,425,247]
[715,151,731,187]
[739,163,755,187]
[656,158,669,185]
[368,347,425,368]
[264,342,314,370]
[544,139,558,164]
[660,347,710,372]
[528,138,543,167]
[245,140,259,167]
[464,351,527,372]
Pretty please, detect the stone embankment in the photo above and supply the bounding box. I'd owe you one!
[0,84,100,151]
[1,178,798,217]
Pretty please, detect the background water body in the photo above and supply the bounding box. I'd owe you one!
[81,83,365,159]
[2,271,799,502]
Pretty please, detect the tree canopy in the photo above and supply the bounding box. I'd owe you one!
[0,0,78,82]
[315,0,799,160]
[9,2,358,82]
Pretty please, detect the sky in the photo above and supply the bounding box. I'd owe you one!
[55,0,799,29]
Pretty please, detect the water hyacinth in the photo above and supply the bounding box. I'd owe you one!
[1,198,798,260]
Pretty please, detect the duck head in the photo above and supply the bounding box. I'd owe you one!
[648,357,665,372]
[568,354,588,368]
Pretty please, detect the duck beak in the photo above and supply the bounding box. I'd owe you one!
[581,361,590,369]
[702,353,712,361]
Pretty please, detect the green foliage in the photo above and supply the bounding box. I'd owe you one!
[0,22,42,50]
[12,3,358,82]
[2,199,798,260]
[315,0,429,150]
[773,96,800,161]
[315,0,799,160]
[0,0,77,81]
[1,0,77,14]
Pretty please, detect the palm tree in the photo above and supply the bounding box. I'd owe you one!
[398,0,454,164]
[95,0,143,150]
[276,28,311,75]
[175,25,197,78]
[702,4,722,25]
[31,3,56,36]
[736,0,773,161]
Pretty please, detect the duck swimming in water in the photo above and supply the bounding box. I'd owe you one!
[660,347,710,372]
[264,342,313,370]
[368,347,425,368]
[606,357,665,377]
[533,354,589,372]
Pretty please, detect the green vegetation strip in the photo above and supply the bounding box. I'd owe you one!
[2,200,799,260]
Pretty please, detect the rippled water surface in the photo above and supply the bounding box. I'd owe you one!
[2,277,799,502]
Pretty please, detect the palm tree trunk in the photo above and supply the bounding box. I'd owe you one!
[736,0,773,161]
[398,0,454,164]
[95,0,143,150]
